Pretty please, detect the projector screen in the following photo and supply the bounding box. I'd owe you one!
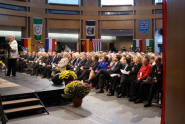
[101,0,134,6]
[48,0,79,5]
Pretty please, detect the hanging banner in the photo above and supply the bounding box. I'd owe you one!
[33,18,43,40]
[81,39,90,52]
[45,38,56,52]
[23,38,32,52]
[86,26,95,36]
[146,39,154,52]
[139,20,150,35]
[133,39,142,52]
[92,39,102,52]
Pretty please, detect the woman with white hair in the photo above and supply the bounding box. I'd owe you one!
[7,34,19,77]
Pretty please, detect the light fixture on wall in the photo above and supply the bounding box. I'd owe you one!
[0,30,21,40]
[48,33,79,40]
[101,36,116,40]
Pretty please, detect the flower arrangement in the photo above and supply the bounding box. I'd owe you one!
[59,70,77,80]
[52,70,77,86]
[0,60,6,70]
[63,81,91,99]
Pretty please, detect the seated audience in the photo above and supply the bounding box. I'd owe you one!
[78,55,99,81]
[16,50,163,108]
[90,55,121,93]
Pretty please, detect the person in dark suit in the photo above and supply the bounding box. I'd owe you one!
[67,54,77,70]
[117,57,133,98]
[144,57,163,107]
[76,54,92,77]
[74,54,81,67]
[75,53,87,75]
[78,55,99,81]
[91,55,122,93]
[42,53,53,78]
[128,56,143,101]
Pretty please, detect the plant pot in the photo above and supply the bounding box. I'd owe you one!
[72,98,83,107]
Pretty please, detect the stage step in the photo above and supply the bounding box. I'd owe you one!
[4,105,44,114]
[2,98,39,106]
[0,93,49,122]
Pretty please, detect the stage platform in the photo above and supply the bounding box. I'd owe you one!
[0,72,65,106]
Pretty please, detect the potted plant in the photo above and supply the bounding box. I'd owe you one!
[52,70,77,85]
[63,81,91,107]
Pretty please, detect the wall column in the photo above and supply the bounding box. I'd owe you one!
[135,0,153,52]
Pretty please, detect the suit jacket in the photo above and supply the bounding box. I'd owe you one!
[9,40,19,59]
[130,63,142,77]
[27,55,34,61]
[83,59,93,69]
[52,56,60,64]
[150,64,163,82]
[90,61,99,71]
[109,61,122,74]
[74,58,81,66]
[70,58,77,66]
[78,58,87,67]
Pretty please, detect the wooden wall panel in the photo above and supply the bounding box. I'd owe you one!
[48,19,80,29]
[166,0,185,124]
[101,21,134,29]
[0,15,26,27]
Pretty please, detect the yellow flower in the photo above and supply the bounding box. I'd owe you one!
[59,70,77,80]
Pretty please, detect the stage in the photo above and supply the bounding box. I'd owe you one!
[0,72,65,106]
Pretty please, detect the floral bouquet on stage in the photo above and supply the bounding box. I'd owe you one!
[52,70,77,86]
[62,81,91,107]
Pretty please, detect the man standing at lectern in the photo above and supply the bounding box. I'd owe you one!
[6,34,19,77]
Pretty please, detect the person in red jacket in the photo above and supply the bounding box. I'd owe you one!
[135,56,152,104]
[137,57,152,81]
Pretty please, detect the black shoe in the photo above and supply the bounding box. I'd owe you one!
[134,99,143,104]
[129,98,135,102]
[117,93,122,98]
[144,103,152,107]
[96,90,104,93]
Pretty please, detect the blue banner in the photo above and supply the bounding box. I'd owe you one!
[139,20,149,35]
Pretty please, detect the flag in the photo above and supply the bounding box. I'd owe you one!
[45,38,56,52]
[146,39,154,52]
[92,39,101,52]
[133,39,142,52]
[81,39,90,52]
[24,38,31,52]
[33,18,43,40]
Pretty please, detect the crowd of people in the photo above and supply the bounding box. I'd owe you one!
[16,51,163,108]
